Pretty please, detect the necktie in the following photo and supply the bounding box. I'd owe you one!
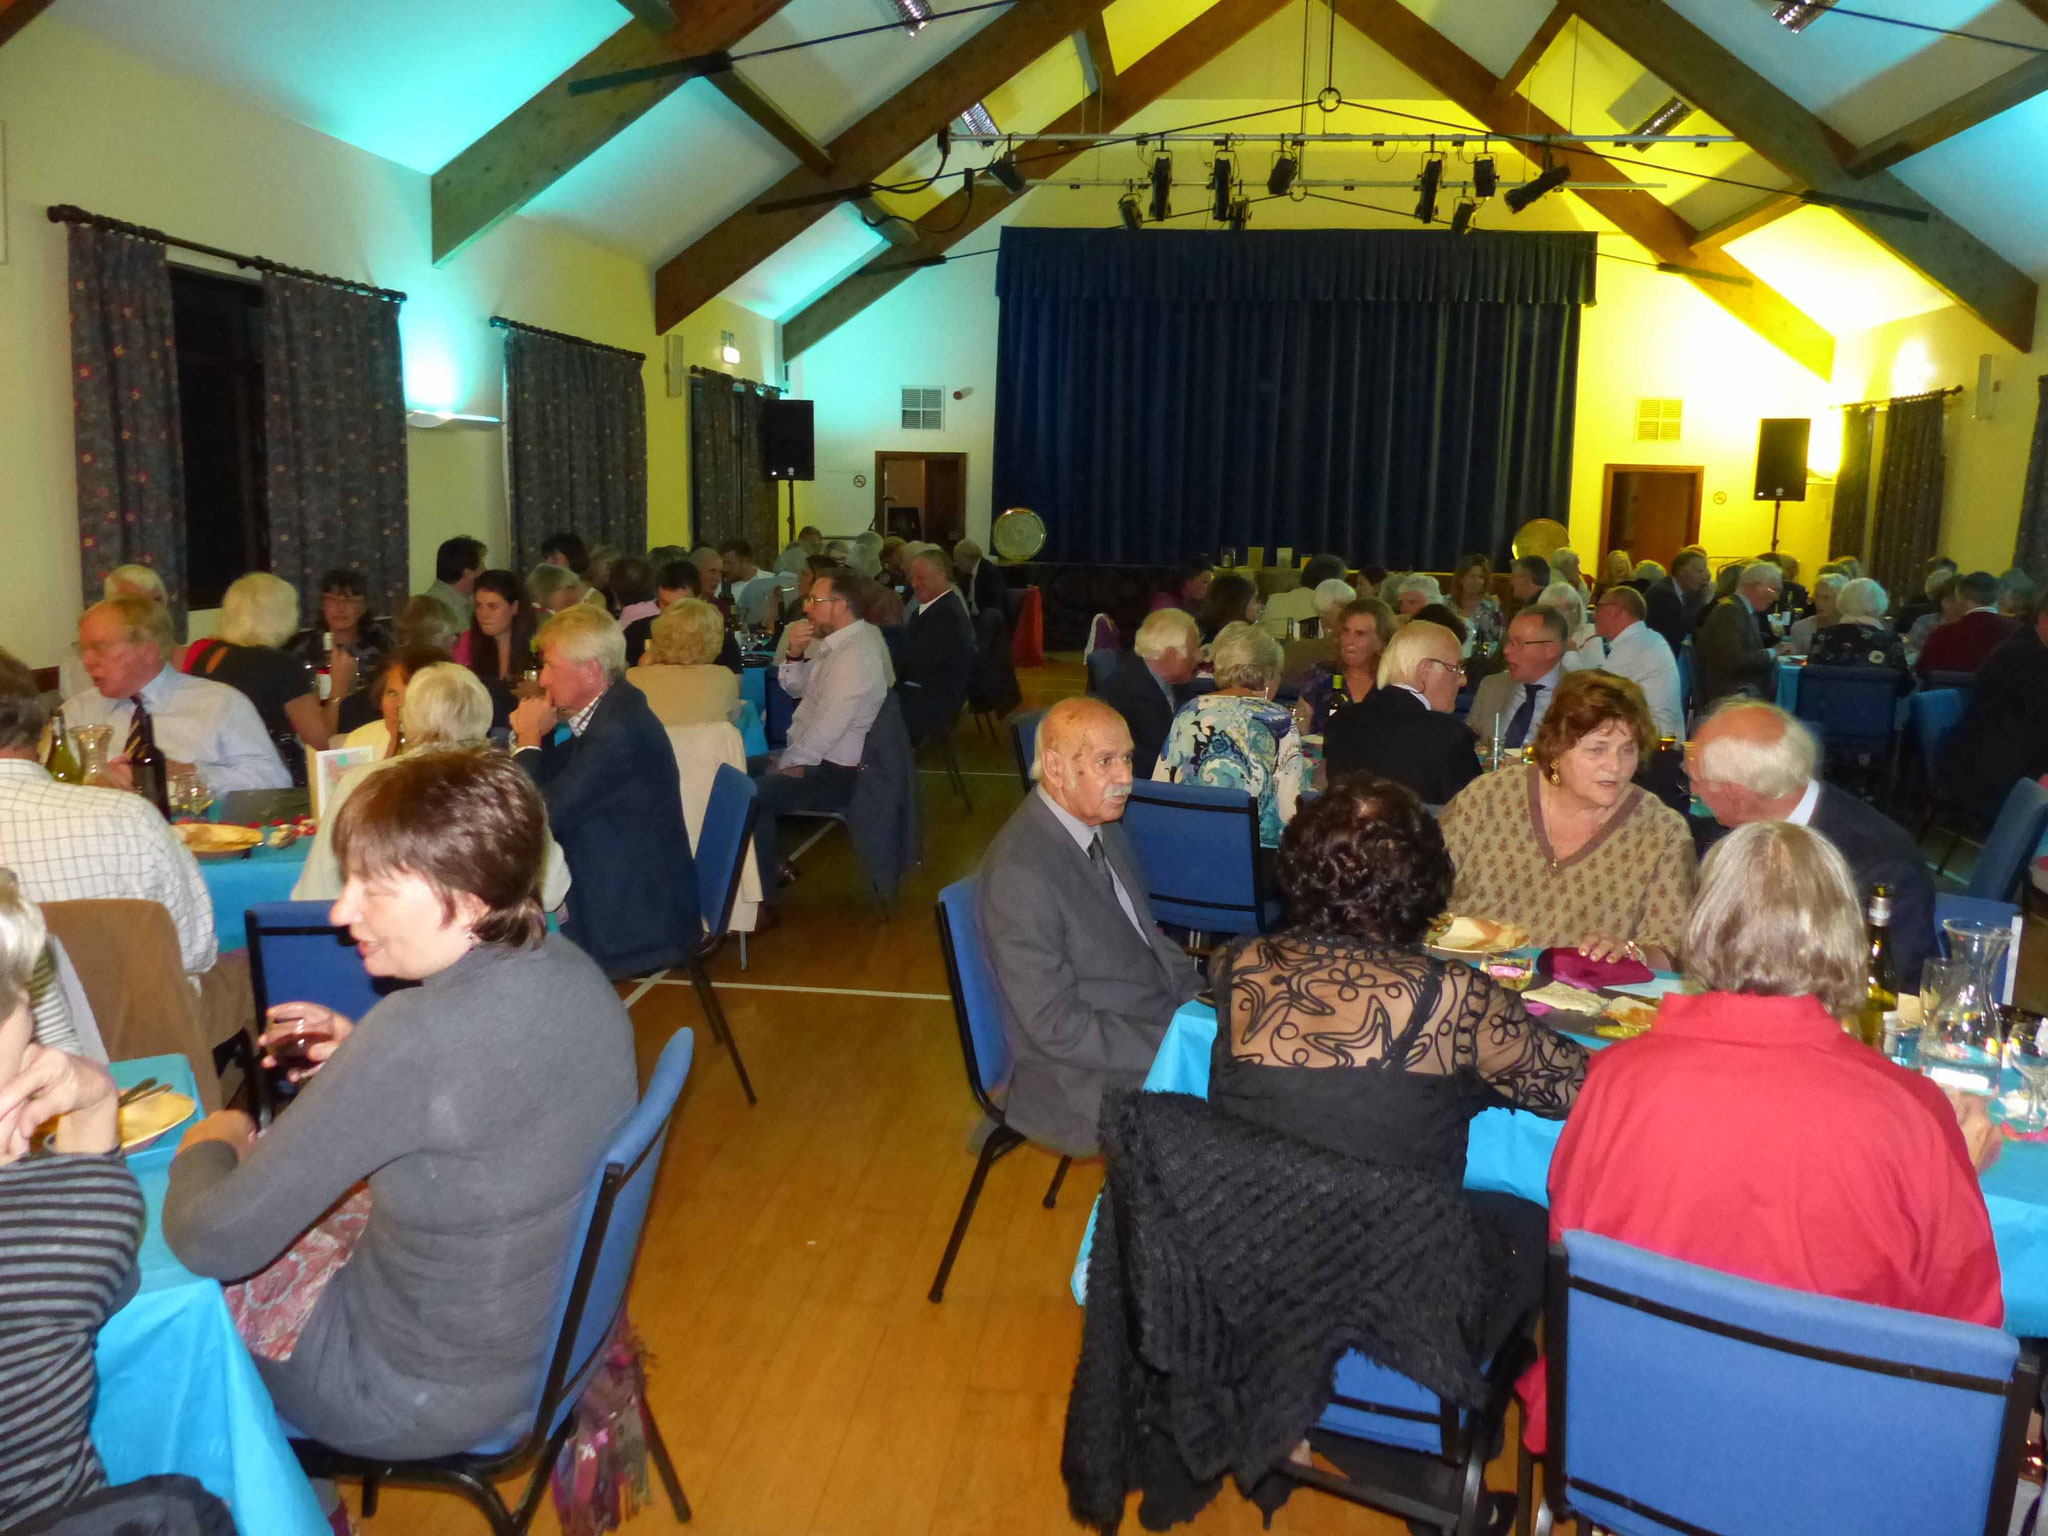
[1087,834,1119,901]
[1504,683,1540,748]
[124,695,151,760]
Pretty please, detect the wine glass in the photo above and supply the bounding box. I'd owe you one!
[2007,1016,2048,1133]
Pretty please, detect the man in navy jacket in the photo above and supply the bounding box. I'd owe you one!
[512,603,698,976]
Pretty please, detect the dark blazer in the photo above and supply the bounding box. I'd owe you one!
[1323,685,1482,806]
[1096,649,1178,778]
[893,588,976,742]
[1695,596,1774,705]
[519,683,698,977]
[1643,577,1695,657]
[1942,627,2048,823]
[959,559,1007,618]
[976,792,1202,1156]
[1916,610,2019,677]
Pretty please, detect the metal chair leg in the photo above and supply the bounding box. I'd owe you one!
[509,1417,580,1533]
[639,1397,693,1522]
[1042,1154,1071,1209]
[686,958,757,1106]
[930,1124,1023,1302]
[942,732,972,812]
[360,1473,379,1518]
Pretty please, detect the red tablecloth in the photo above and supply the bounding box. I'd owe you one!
[1012,585,1045,667]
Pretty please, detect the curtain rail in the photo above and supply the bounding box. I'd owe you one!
[489,315,644,362]
[688,363,783,395]
[1830,385,1964,410]
[45,204,405,301]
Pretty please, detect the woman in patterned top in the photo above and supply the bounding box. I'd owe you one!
[1297,597,1395,734]
[1806,576,1911,687]
[1439,669,1696,968]
[0,870,144,1525]
[1155,622,1312,848]
[1450,554,1505,654]
[1211,775,1588,1350]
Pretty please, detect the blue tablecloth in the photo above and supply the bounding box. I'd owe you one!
[740,663,767,719]
[735,697,767,758]
[1774,656,1801,711]
[196,840,312,953]
[94,1056,327,1536]
[1072,1000,2048,1336]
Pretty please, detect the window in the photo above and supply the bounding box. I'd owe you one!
[901,386,943,431]
[1635,397,1683,443]
[169,266,267,610]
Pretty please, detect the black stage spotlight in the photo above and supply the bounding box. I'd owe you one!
[1119,191,1143,232]
[1228,197,1250,231]
[1504,162,1571,213]
[1211,154,1235,222]
[1472,155,1496,199]
[1449,199,1476,235]
[1414,154,1443,225]
[1149,153,1173,221]
[1267,147,1298,196]
[989,154,1027,196]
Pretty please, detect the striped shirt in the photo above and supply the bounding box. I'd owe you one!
[0,1152,145,1525]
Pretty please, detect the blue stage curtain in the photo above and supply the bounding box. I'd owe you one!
[991,228,1595,568]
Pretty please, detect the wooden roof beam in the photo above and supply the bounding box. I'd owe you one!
[782,0,1294,358]
[1844,51,2048,177]
[654,0,1111,332]
[0,0,59,50]
[430,0,793,264]
[1499,5,1568,95]
[1692,191,1801,250]
[615,0,680,32]
[710,68,834,174]
[1559,0,2037,351]
[1331,0,1835,377]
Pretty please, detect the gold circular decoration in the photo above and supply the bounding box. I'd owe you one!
[992,507,1046,561]
[1511,518,1571,561]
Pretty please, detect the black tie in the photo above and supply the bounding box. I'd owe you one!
[124,695,150,760]
[1505,684,1540,748]
[1087,835,1118,901]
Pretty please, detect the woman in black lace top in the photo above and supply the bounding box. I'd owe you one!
[1211,773,1588,1343]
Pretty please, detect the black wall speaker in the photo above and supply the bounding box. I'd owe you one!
[1754,417,1810,502]
[762,398,815,481]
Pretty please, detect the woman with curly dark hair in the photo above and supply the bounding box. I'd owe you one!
[1209,773,1588,1341]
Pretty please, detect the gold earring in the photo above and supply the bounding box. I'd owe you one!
[1544,763,1562,785]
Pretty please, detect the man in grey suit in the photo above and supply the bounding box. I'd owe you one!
[976,697,1202,1156]
[1466,606,1567,751]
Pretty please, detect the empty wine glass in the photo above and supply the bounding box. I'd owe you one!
[2007,1016,2048,1133]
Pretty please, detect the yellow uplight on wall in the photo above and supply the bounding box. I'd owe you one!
[1807,427,1842,478]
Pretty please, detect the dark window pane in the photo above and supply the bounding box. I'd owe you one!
[170,267,266,610]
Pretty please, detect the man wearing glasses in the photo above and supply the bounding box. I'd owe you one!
[1322,620,1481,805]
[1466,607,1567,751]
[749,569,889,887]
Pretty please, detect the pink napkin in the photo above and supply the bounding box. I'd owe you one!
[1541,947,1654,989]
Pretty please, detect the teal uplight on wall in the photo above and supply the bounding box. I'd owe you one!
[402,334,462,414]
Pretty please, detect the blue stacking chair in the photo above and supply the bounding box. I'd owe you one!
[293,1028,699,1535]
[1008,707,1046,793]
[678,763,760,1104]
[1791,664,1902,791]
[1963,776,2048,905]
[1932,894,2023,1005]
[1120,779,1272,939]
[928,879,1071,1303]
[1909,687,1970,869]
[245,902,418,1120]
[1525,1231,2036,1536]
[1085,646,1119,694]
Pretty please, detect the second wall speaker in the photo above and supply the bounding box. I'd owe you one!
[1754,417,1810,501]
[762,398,815,481]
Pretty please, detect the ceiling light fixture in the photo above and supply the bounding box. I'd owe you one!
[1119,191,1143,232]
[957,101,998,138]
[1769,0,1837,32]
[1504,161,1571,213]
[1267,146,1298,197]
[889,0,931,35]
[1414,154,1444,224]
[1630,96,1694,149]
[719,330,742,366]
[1449,199,1477,236]
[1149,152,1173,221]
[1472,156,1497,199]
[1211,152,1236,222]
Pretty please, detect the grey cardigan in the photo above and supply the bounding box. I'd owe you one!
[164,935,638,1459]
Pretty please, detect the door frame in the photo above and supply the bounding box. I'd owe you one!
[874,450,968,540]
[1599,463,1704,563]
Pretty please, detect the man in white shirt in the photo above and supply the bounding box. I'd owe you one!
[62,596,289,794]
[1466,607,1567,751]
[1594,586,1686,741]
[720,539,781,628]
[750,570,889,884]
[0,651,217,977]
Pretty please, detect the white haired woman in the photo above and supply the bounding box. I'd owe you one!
[625,599,740,727]
[1808,576,1907,678]
[0,870,144,1525]
[1551,547,1587,598]
[1786,572,1846,655]
[1526,820,2003,1450]
[1541,580,1606,671]
[1155,621,1312,848]
[189,572,331,782]
[294,664,570,909]
[1389,573,1443,619]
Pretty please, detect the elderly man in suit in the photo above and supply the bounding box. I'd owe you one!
[1695,560,1781,706]
[1467,606,1567,751]
[953,538,1007,618]
[511,603,698,976]
[1322,620,1480,805]
[1643,545,1713,657]
[977,697,1201,1156]
[894,548,976,741]
[1097,607,1200,778]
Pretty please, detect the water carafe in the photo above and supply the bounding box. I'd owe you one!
[1920,918,2011,1092]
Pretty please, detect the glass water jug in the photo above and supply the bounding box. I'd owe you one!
[1920,918,2011,1092]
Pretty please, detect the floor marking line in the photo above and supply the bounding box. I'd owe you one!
[637,980,950,1001]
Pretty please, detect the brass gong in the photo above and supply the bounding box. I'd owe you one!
[1511,518,1571,561]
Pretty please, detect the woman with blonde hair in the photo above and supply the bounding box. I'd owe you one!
[188,572,330,782]
[1541,580,1605,671]
[1600,549,1634,592]
[1155,621,1312,848]
[1297,597,1396,732]
[626,598,741,726]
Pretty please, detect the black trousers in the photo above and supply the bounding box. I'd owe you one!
[747,757,859,877]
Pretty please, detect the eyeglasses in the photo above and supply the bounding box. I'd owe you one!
[1505,636,1561,650]
[1418,657,1466,679]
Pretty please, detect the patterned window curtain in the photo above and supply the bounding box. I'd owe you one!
[262,274,410,622]
[504,329,647,571]
[687,372,780,554]
[2015,375,2048,584]
[66,224,188,624]
[1828,403,1876,564]
[1867,392,1948,601]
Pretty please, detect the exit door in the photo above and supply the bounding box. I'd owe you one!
[876,451,967,549]
[1601,465,1703,573]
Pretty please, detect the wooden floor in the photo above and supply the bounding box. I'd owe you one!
[348,656,2040,1536]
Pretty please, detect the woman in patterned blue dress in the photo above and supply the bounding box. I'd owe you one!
[1155,622,1313,848]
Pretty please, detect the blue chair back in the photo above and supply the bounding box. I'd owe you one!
[1547,1231,2033,1536]
[934,879,1011,1117]
[694,764,760,946]
[1316,1350,1454,1457]
[516,1027,696,1448]
[245,901,414,1026]
[1085,647,1118,694]
[1120,779,1267,934]
[1924,669,1977,693]
[1965,776,2048,902]
[1910,687,1966,769]
[1934,893,2023,1005]
[1791,664,1900,758]
[763,667,796,750]
[1009,708,1045,793]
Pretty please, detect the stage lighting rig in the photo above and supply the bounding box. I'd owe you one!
[1504,161,1570,213]
[1472,156,1496,199]
[1149,152,1173,221]
[1449,199,1476,235]
[1119,190,1143,232]
[1414,154,1444,224]
[1228,198,1250,231]
[989,154,1027,196]
[1211,152,1235,223]
[1267,145,1298,197]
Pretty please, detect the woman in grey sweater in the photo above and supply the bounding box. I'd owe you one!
[164,748,638,1459]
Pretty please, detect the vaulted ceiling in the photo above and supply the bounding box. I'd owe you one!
[37,0,2048,376]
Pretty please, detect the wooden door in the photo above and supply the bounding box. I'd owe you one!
[1601,465,1702,572]
[923,457,966,548]
[874,451,967,548]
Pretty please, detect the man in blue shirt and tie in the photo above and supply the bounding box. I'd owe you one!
[1467,607,1566,751]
